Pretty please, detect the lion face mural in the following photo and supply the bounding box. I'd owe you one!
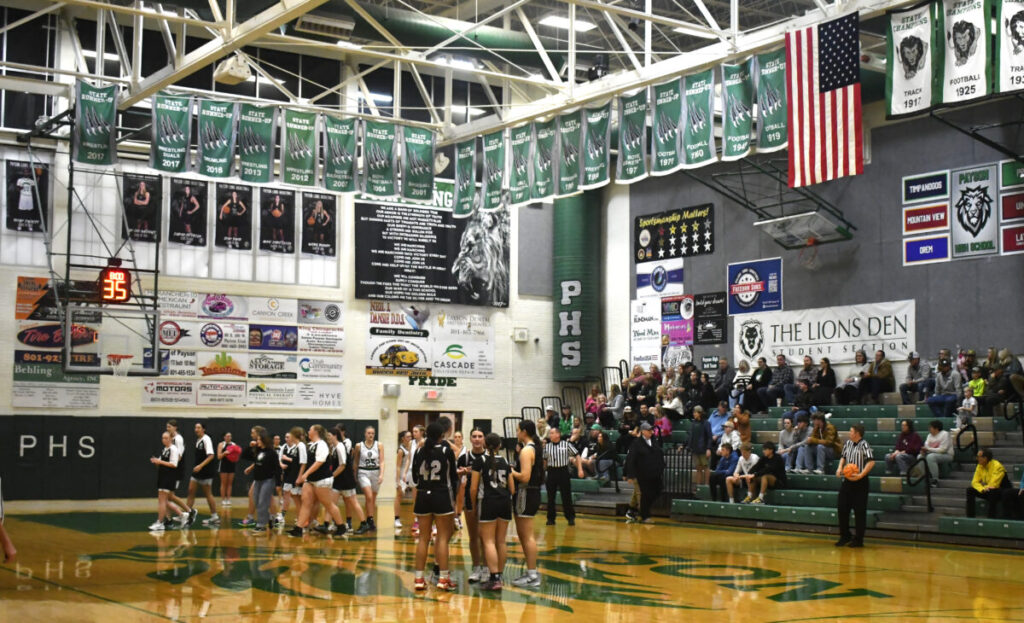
[739,319,764,360]
[955,186,993,237]
[1009,11,1024,54]
[898,36,926,80]
[949,20,979,66]
[451,208,510,307]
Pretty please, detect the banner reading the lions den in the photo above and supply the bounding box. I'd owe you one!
[363,120,398,199]
[454,139,476,218]
[282,110,317,186]
[555,110,583,198]
[996,0,1024,93]
[886,2,939,118]
[401,126,435,204]
[508,125,532,207]
[616,90,649,184]
[74,81,117,165]
[238,104,276,183]
[481,130,504,211]
[197,100,237,177]
[322,116,357,192]
[651,78,684,175]
[727,257,782,315]
[731,299,915,366]
[754,48,788,152]
[950,163,999,258]
[581,103,611,190]
[721,61,754,161]
[531,119,557,201]
[150,92,192,173]
[682,70,716,168]
[938,0,992,105]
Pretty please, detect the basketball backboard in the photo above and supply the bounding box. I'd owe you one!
[753,211,853,250]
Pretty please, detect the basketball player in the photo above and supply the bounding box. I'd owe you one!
[164,420,195,527]
[510,420,543,587]
[176,184,201,241]
[411,422,459,591]
[458,429,487,582]
[409,425,424,536]
[219,190,246,248]
[331,424,370,534]
[14,172,36,231]
[130,179,152,235]
[394,430,413,529]
[471,433,514,590]
[308,200,331,254]
[186,422,220,526]
[150,431,187,531]
[266,193,288,245]
[279,427,307,523]
[353,426,383,532]
[289,425,347,537]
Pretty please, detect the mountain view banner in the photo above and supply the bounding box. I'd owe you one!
[74,81,117,165]
[682,70,716,168]
[282,110,317,186]
[886,2,938,118]
[755,48,788,153]
[197,100,237,177]
[555,110,583,198]
[508,125,532,207]
[996,0,1024,93]
[531,119,557,201]
[401,126,435,204]
[454,138,476,217]
[582,103,611,190]
[323,115,357,192]
[481,130,504,211]
[238,104,276,183]
[651,78,684,175]
[362,120,398,199]
[937,0,991,105]
[150,93,192,173]
[721,61,754,161]
[616,90,648,184]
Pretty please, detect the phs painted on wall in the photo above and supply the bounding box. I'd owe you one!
[552,192,601,381]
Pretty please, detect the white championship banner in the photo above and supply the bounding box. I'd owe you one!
[732,299,916,366]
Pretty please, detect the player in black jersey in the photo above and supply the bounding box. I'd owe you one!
[279,427,307,523]
[186,422,220,526]
[289,425,348,537]
[457,429,487,582]
[149,431,187,531]
[510,419,544,588]
[325,425,370,535]
[411,422,459,591]
[471,433,515,590]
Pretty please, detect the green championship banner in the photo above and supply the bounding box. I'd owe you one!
[323,115,357,193]
[481,130,505,211]
[937,0,991,105]
[581,103,611,190]
[74,81,117,165]
[508,125,532,207]
[755,48,788,153]
[197,99,236,177]
[531,118,557,201]
[616,90,648,184]
[401,126,435,204]
[150,92,192,173]
[682,70,716,168]
[651,78,684,176]
[886,2,939,118]
[996,0,1024,93]
[238,104,277,183]
[363,120,398,199]
[556,110,583,198]
[282,110,317,186]
[721,61,754,161]
[454,138,476,217]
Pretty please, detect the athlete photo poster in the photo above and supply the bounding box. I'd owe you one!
[301,191,336,256]
[121,172,162,242]
[5,160,49,233]
[258,187,295,254]
[214,182,253,250]
[168,178,208,246]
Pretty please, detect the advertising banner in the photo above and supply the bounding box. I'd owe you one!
[616,90,649,184]
[248,297,298,323]
[298,299,343,325]
[168,178,207,246]
[282,110,317,186]
[196,381,247,406]
[196,99,237,177]
[12,350,99,408]
[555,109,583,198]
[363,120,398,198]
[74,81,116,165]
[297,355,344,380]
[661,294,694,371]
[949,163,999,258]
[197,351,248,378]
[197,293,249,320]
[158,320,248,350]
[755,48,788,152]
[454,138,476,217]
[248,324,299,352]
[366,301,432,376]
[401,126,435,204]
[682,69,717,168]
[142,380,196,406]
[651,78,684,175]
[5,160,49,233]
[121,172,162,242]
[937,0,991,105]
[694,291,728,345]
[886,2,938,118]
[159,350,198,377]
[430,310,494,378]
[150,92,193,173]
[508,125,532,207]
[323,115,358,192]
[636,258,683,298]
[581,103,611,190]
[629,298,662,369]
[721,60,754,161]
[727,257,783,315]
[298,326,345,354]
[214,183,253,250]
[258,187,295,254]
[481,130,505,211]
[238,104,276,183]
[531,119,557,201]
[247,353,298,379]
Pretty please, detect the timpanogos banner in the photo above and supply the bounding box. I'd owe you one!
[556,110,583,198]
[996,0,1024,93]
[197,99,237,177]
[238,104,276,183]
[75,81,117,165]
[454,138,476,217]
[362,120,398,199]
[508,126,532,207]
[481,130,504,211]
[731,299,916,366]
[754,48,788,153]
[938,0,991,105]
[616,90,649,184]
[401,126,435,204]
[651,78,684,175]
[323,116,357,193]
[721,60,754,161]
[886,2,939,118]
[531,119,557,201]
[282,110,317,186]
[682,69,716,168]
[581,104,611,190]
[150,93,192,173]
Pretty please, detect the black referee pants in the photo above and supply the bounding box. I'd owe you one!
[837,477,869,542]
[546,466,575,523]
[637,477,663,520]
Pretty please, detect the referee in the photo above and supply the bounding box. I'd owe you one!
[544,427,579,526]
[835,424,875,548]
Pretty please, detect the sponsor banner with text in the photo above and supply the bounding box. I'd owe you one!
[694,291,728,345]
[297,355,344,380]
[248,297,298,323]
[629,298,662,369]
[196,381,247,406]
[142,380,196,406]
[727,257,782,315]
[158,320,248,350]
[248,353,298,379]
[298,326,345,354]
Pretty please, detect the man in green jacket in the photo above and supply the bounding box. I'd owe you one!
[794,412,841,474]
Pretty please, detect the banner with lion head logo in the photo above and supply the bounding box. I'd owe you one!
[950,164,999,257]
[938,0,992,105]
[996,0,1024,92]
[886,1,939,118]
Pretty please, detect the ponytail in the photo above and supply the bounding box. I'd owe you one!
[518,419,541,446]
[484,433,502,481]
[423,422,443,455]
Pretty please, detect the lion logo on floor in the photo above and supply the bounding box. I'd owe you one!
[948,20,980,66]
[739,319,764,360]
[451,208,510,307]
[955,186,993,237]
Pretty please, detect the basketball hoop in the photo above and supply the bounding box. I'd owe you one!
[798,237,820,271]
[107,354,133,377]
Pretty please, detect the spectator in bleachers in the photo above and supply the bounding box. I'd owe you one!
[558,405,575,436]
[605,385,625,425]
[672,364,687,389]
[777,414,807,472]
[663,366,676,387]
[967,366,986,403]
[810,358,836,406]
[662,387,683,420]
[980,348,998,379]
[708,443,738,502]
[730,360,752,409]
[927,358,962,420]
[980,365,1012,417]
[749,357,772,413]
[625,422,665,524]
[937,348,964,381]
[689,406,713,486]
[746,441,787,504]
[835,424,875,548]
[544,405,559,431]
[1000,348,1022,376]
[919,420,953,487]
[578,427,615,481]
[789,356,818,406]
[966,449,1010,518]
[859,350,895,404]
[758,354,794,407]
[616,407,639,454]
[726,442,760,504]
[795,412,840,475]
[960,349,979,381]
[899,351,933,405]
[792,379,814,414]
[653,407,673,441]
[586,394,605,427]
[955,386,977,431]
[648,363,663,386]
[683,370,703,417]
[708,401,730,453]
[1002,474,1024,520]
[835,350,870,405]
[585,384,600,413]
[536,417,548,439]
[568,417,587,455]
[732,406,752,444]
[714,358,736,404]
[720,420,741,461]
[638,404,654,426]
[700,372,719,411]
[884,420,923,476]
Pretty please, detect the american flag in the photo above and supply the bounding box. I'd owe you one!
[785,13,863,188]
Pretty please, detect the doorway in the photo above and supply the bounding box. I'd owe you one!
[400,410,464,434]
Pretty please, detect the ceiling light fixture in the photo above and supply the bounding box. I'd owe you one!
[360,92,393,103]
[538,14,597,32]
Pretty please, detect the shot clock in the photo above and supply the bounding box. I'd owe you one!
[99,259,131,303]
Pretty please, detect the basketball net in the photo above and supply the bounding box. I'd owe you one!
[797,237,820,271]
[107,354,134,377]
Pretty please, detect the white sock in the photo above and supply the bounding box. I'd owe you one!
[527,569,538,578]
[729,497,735,503]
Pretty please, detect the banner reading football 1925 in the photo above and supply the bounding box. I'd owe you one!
[937,0,991,105]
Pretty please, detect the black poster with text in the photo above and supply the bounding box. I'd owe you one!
[5,160,49,233]
[634,203,714,261]
[122,172,162,242]
[168,178,208,246]
[301,192,336,257]
[259,187,295,254]
[694,291,728,345]
[214,182,252,250]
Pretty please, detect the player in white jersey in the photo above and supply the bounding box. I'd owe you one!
[394,430,413,529]
[164,419,195,527]
[353,426,384,532]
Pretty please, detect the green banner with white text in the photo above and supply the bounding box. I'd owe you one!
[150,92,192,173]
[755,48,788,153]
[197,99,236,177]
[508,126,532,208]
[238,104,276,183]
[616,90,648,184]
[721,61,754,161]
[74,81,117,165]
[482,130,505,211]
[323,115,358,192]
[531,119,557,201]
[282,110,317,186]
[683,69,716,168]
[582,103,610,190]
[401,126,435,204]
[556,110,583,198]
[363,120,398,199]
[651,78,683,176]
[454,138,476,217]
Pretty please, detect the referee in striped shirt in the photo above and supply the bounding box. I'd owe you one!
[544,427,579,526]
[835,424,875,548]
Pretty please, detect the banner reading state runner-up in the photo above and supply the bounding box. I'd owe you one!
[682,70,717,168]
[531,119,557,201]
[362,120,398,199]
[238,104,276,183]
[581,103,611,190]
[454,138,476,218]
[937,0,991,105]
[481,130,505,211]
[197,100,237,177]
[74,81,117,165]
[721,61,754,161]
[507,125,532,207]
[996,0,1024,93]
[322,116,358,193]
[282,110,317,186]
[150,93,192,173]
[754,48,788,153]
[616,90,649,184]
[886,2,939,118]
[651,78,684,176]
[556,110,583,198]
[401,126,435,204]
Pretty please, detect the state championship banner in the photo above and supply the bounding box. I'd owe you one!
[616,90,649,184]
[582,103,611,190]
[74,81,117,165]
[401,126,435,204]
[950,163,999,258]
[629,298,662,369]
[508,125,532,207]
[996,0,1024,93]
[651,78,684,175]
[481,130,505,211]
[362,120,398,199]
[531,118,557,201]
[682,69,716,168]
[886,2,939,118]
[731,299,916,366]
[454,138,476,217]
[754,48,788,153]
[282,110,317,186]
[938,0,991,105]
[721,60,754,161]
[727,257,782,315]
[556,110,583,198]
[323,115,358,193]
[150,92,192,173]
[238,104,276,183]
[197,100,237,177]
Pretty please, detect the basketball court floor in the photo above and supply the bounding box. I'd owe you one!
[2,505,1022,622]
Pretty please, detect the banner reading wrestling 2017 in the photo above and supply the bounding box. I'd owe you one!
[150,92,192,173]
[727,257,782,315]
[74,81,117,165]
[354,179,510,308]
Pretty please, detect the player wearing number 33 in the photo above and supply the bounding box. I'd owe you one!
[411,422,459,591]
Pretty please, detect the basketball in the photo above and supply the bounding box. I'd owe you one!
[222,205,231,215]
[843,463,860,479]
[271,208,283,218]
[307,216,315,226]
[225,444,242,463]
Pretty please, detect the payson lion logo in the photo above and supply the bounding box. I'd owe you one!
[955,186,993,237]
[739,319,764,359]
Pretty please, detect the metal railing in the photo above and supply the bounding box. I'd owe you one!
[656,447,694,513]
[906,455,934,513]
[956,424,979,458]
[1002,400,1024,448]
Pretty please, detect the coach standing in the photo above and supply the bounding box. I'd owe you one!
[544,427,579,526]
[625,422,666,524]
[835,424,874,548]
